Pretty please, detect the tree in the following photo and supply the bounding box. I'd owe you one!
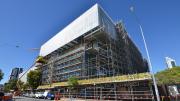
[4,79,18,92]
[67,76,79,98]
[155,66,180,85]
[17,80,24,91]
[22,83,29,91]
[0,69,4,81]
[16,80,30,91]
[4,83,10,92]
[27,70,41,90]
[67,76,79,90]
[36,56,47,64]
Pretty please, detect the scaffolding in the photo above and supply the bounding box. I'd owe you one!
[39,22,154,100]
[56,81,154,101]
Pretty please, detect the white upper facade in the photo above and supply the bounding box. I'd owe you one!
[165,57,176,69]
[40,4,116,56]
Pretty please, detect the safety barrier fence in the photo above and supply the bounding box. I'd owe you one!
[54,93,180,101]
[58,91,154,100]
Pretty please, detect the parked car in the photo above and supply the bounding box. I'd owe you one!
[35,92,44,98]
[23,93,29,97]
[43,91,48,98]
[43,91,55,100]
[46,92,55,100]
[29,93,35,98]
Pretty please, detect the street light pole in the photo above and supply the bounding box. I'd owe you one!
[130,6,160,101]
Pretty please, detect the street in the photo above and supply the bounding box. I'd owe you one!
[13,96,53,101]
[12,96,115,101]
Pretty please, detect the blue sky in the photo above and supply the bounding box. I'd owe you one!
[0,0,180,84]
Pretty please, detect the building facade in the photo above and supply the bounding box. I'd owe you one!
[165,57,176,69]
[38,4,153,100]
[9,68,23,80]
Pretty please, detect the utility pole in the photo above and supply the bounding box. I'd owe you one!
[130,6,160,101]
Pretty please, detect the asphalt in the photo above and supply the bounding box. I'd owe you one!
[13,96,120,101]
[13,96,53,101]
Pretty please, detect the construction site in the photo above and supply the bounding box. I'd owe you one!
[37,4,155,100]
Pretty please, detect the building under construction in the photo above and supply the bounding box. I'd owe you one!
[38,4,154,100]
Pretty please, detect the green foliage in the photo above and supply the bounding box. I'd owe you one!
[4,79,18,92]
[36,56,47,64]
[17,80,24,91]
[8,79,18,90]
[0,69,4,81]
[155,66,180,85]
[27,70,41,90]
[67,76,79,90]
[22,83,30,91]
[4,83,10,92]
[17,80,30,91]
[17,83,29,91]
